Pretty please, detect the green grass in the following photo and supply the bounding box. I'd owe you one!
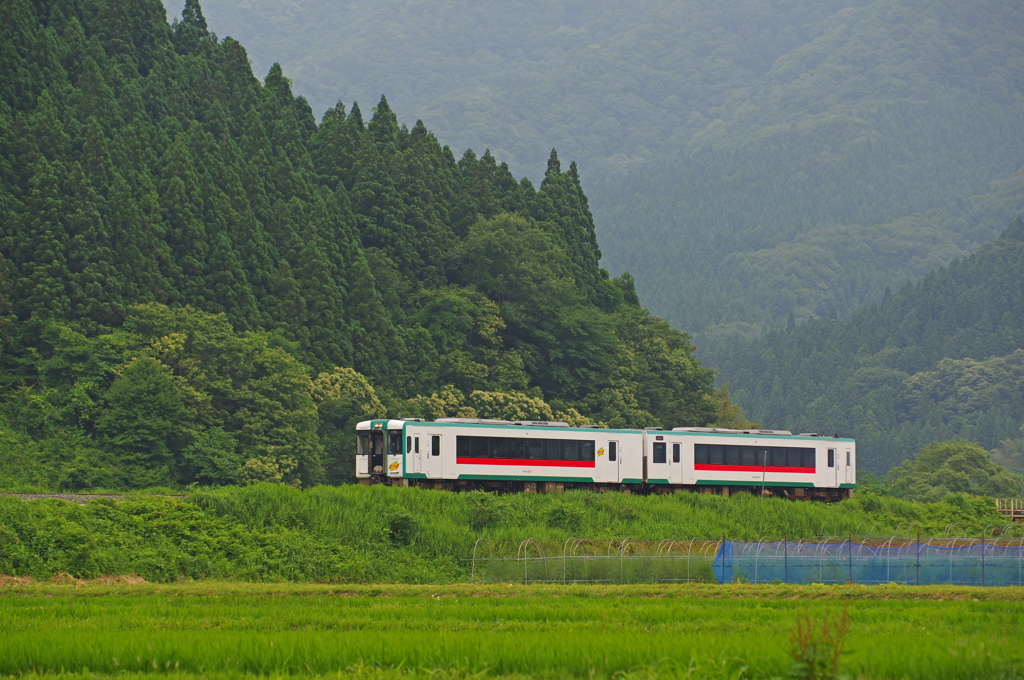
[0,583,1022,679]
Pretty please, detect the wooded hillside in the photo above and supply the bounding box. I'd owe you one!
[0,0,735,490]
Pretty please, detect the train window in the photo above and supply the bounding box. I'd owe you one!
[786,448,801,467]
[740,446,755,466]
[456,437,471,457]
[431,435,440,457]
[357,434,367,456]
[724,445,740,465]
[708,445,724,465]
[471,436,488,458]
[846,451,850,466]
[562,440,578,461]
[653,442,667,464]
[407,436,411,452]
[544,439,561,460]
[827,449,835,467]
[489,438,507,459]
[527,439,544,460]
[508,438,525,460]
[673,443,680,463]
[694,444,707,465]
[581,441,595,461]
[415,437,420,454]
[609,441,618,462]
[768,447,783,466]
[803,449,815,468]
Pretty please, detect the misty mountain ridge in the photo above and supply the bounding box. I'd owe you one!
[170,0,1024,341]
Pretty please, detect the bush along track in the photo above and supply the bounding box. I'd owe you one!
[0,483,1013,583]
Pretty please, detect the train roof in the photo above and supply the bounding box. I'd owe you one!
[355,419,854,440]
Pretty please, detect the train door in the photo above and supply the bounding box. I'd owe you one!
[843,448,852,486]
[827,448,837,487]
[620,432,645,484]
[648,435,668,483]
[669,440,682,484]
[409,433,422,474]
[368,429,386,477]
[603,440,621,482]
[387,429,404,479]
[424,431,444,479]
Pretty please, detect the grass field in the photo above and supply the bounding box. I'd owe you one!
[1,582,1022,679]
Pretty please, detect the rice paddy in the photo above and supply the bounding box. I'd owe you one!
[1,582,1022,679]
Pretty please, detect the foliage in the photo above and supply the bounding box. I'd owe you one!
[708,384,760,430]
[887,440,1023,503]
[993,426,1024,476]
[0,305,329,489]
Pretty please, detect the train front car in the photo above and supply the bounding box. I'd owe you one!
[668,427,856,499]
[357,418,646,491]
[355,418,408,484]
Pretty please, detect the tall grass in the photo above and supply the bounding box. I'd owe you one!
[0,484,1011,583]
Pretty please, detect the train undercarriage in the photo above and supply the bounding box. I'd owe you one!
[360,476,854,500]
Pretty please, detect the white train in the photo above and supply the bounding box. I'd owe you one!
[356,418,855,499]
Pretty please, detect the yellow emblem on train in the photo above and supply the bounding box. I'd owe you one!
[597,447,605,457]
[388,461,400,471]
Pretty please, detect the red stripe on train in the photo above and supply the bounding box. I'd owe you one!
[456,457,596,468]
[694,464,816,474]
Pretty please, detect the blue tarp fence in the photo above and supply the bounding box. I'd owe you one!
[713,539,1024,586]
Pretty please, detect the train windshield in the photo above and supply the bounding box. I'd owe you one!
[388,430,402,456]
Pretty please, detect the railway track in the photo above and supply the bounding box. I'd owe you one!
[0,493,187,505]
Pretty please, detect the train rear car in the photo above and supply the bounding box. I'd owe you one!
[664,427,855,500]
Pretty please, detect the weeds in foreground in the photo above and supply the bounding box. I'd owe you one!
[787,604,850,680]
[610,654,750,680]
